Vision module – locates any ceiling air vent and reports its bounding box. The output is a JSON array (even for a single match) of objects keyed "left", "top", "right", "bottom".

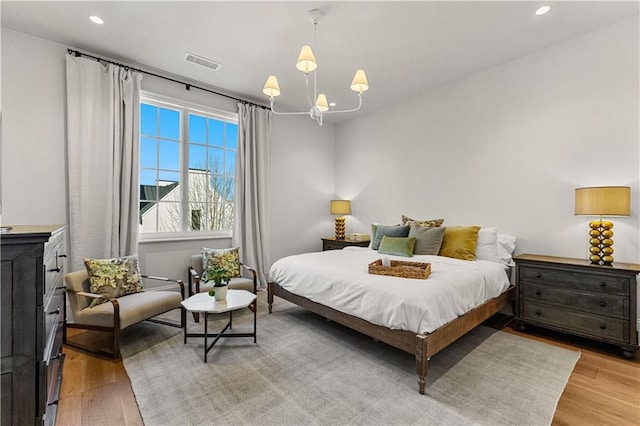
[{"left": 184, "top": 52, "right": 222, "bottom": 71}]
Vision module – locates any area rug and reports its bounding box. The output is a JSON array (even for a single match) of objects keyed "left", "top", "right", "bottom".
[{"left": 120, "top": 295, "right": 580, "bottom": 425}]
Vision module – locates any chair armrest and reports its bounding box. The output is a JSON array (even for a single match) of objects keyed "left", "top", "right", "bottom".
[
  {"left": 188, "top": 267, "right": 201, "bottom": 296},
  {"left": 142, "top": 275, "right": 185, "bottom": 300},
  {"left": 70, "top": 290, "right": 108, "bottom": 300},
  {"left": 240, "top": 263, "right": 258, "bottom": 294}
]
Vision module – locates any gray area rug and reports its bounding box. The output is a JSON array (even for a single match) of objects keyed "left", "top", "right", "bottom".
[{"left": 120, "top": 294, "right": 580, "bottom": 425}]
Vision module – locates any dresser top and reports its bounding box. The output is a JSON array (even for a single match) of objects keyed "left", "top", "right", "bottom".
[
  {"left": 514, "top": 253, "right": 640, "bottom": 273},
  {"left": 0, "top": 225, "right": 66, "bottom": 242}
]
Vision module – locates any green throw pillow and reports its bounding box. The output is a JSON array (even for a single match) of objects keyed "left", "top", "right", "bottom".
[
  {"left": 84, "top": 255, "right": 143, "bottom": 308},
  {"left": 201, "top": 247, "right": 241, "bottom": 282},
  {"left": 438, "top": 226, "right": 481, "bottom": 260},
  {"left": 378, "top": 236, "right": 416, "bottom": 257}
]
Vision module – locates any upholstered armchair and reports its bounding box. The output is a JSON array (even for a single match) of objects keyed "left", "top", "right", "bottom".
[
  {"left": 63, "top": 270, "right": 186, "bottom": 358},
  {"left": 188, "top": 254, "right": 257, "bottom": 322}
]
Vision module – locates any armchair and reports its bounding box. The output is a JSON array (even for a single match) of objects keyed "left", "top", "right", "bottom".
[
  {"left": 63, "top": 270, "right": 186, "bottom": 358},
  {"left": 188, "top": 254, "right": 257, "bottom": 322}
]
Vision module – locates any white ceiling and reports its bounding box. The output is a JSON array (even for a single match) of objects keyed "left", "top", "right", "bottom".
[{"left": 2, "top": 1, "right": 638, "bottom": 122}]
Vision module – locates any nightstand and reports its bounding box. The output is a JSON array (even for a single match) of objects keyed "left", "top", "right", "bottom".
[
  {"left": 321, "top": 237, "right": 370, "bottom": 251},
  {"left": 514, "top": 254, "right": 640, "bottom": 359}
]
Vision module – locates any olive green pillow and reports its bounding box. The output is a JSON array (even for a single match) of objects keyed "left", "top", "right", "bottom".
[
  {"left": 409, "top": 225, "right": 446, "bottom": 255},
  {"left": 438, "top": 226, "right": 481, "bottom": 261},
  {"left": 378, "top": 236, "right": 416, "bottom": 257}
]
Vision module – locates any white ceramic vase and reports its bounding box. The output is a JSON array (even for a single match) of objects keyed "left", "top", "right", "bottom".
[{"left": 213, "top": 285, "right": 227, "bottom": 301}]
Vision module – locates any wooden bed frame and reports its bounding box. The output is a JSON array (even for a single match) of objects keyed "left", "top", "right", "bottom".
[{"left": 268, "top": 282, "right": 515, "bottom": 394}]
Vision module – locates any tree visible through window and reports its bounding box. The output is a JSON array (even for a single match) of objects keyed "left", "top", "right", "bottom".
[{"left": 139, "top": 97, "right": 237, "bottom": 234}]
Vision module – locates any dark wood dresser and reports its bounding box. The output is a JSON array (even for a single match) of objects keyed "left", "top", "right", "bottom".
[
  {"left": 1, "top": 225, "right": 67, "bottom": 425},
  {"left": 514, "top": 253, "right": 640, "bottom": 358},
  {"left": 321, "top": 237, "right": 370, "bottom": 251}
]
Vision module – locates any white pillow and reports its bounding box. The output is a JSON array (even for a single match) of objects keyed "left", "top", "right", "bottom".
[
  {"left": 497, "top": 234, "right": 517, "bottom": 266},
  {"left": 475, "top": 227, "right": 500, "bottom": 263}
]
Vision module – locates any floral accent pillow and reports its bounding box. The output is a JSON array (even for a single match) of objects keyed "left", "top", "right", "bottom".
[
  {"left": 201, "top": 247, "right": 241, "bottom": 282},
  {"left": 401, "top": 215, "right": 444, "bottom": 228},
  {"left": 84, "top": 255, "right": 143, "bottom": 308}
]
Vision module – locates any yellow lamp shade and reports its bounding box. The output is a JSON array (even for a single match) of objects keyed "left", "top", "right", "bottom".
[
  {"left": 575, "top": 186, "right": 630, "bottom": 216},
  {"left": 330, "top": 200, "right": 351, "bottom": 215},
  {"left": 296, "top": 45, "right": 317, "bottom": 73},
  {"left": 315, "top": 94, "right": 329, "bottom": 112},
  {"left": 263, "top": 75, "right": 281, "bottom": 98},
  {"left": 350, "top": 69, "right": 369, "bottom": 93}
]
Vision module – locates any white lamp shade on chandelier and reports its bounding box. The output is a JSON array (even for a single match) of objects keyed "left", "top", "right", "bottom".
[{"left": 262, "top": 9, "right": 369, "bottom": 126}]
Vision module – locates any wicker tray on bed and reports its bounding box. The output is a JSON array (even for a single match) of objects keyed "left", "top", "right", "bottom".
[{"left": 368, "top": 259, "right": 431, "bottom": 279}]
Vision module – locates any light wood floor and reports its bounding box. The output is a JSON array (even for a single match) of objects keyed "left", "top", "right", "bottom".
[{"left": 56, "top": 317, "right": 639, "bottom": 426}]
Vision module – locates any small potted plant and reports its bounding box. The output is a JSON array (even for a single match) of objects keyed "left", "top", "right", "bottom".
[{"left": 206, "top": 264, "right": 231, "bottom": 301}]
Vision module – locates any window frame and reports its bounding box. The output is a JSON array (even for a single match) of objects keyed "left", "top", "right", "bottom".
[{"left": 139, "top": 91, "right": 238, "bottom": 242}]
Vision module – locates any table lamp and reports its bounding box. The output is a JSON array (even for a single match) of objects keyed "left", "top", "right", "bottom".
[
  {"left": 330, "top": 200, "right": 351, "bottom": 240},
  {"left": 575, "top": 186, "right": 630, "bottom": 265}
]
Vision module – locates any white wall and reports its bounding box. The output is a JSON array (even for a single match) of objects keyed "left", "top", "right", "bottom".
[
  {"left": 1, "top": 28, "right": 335, "bottom": 284},
  {"left": 336, "top": 17, "right": 640, "bottom": 265}
]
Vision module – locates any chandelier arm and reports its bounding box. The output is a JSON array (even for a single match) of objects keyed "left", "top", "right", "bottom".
[
  {"left": 304, "top": 75, "right": 314, "bottom": 108},
  {"left": 269, "top": 99, "right": 315, "bottom": 115},
  {"left": 324, "top": 94, "right": 363, "bottom": 114}
]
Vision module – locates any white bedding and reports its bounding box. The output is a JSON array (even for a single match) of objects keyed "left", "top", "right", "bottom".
[{"left": 269, "top": 247, "right": 511, "bottom": 335}]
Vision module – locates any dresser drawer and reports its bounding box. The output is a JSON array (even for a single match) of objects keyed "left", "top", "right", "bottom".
[
  {"left": 520, "top": 282, "right": 628, "bottom": 319},
  {"left": 43, "top": 252, "right": 64, "bottom": 305},
  {"left": 520, "top": 266, "right": 629, "bottom": 295},
  {"left": 39, "top": 287, "right": 64, "bottom": 361},
  {"left": 521, "top": 301, "right": 628, "bottom": 343}
]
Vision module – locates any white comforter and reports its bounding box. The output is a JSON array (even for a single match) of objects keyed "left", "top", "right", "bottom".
[{"left": 269, "top": 247, "right": 511, "bottom": 335}]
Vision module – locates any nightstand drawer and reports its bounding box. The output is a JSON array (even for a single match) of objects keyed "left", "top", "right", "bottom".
[
  {"left": 520, "top": 283, "right": 628, "bottom": 319},
  {"left": 521, "top": 266, "right": 628, "bottom": 295},
  {"left": 521, "top": 301, "right": 627, "bottom": 342}
]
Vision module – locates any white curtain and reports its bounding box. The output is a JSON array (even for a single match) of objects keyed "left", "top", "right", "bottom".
[
  {"left": 233, "top": 103, "right": 271, "bottom": 289},
  {"left": 66, "top": 55, "right": 142, "bottom": 271}
]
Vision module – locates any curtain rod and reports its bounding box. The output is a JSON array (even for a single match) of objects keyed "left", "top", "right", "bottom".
[{"left": 67, "top": 48, "right": 267, "bottom": 109}]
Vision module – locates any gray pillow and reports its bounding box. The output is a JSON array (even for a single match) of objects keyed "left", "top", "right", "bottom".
[
  {"left": 372, "top": 224, "right": 410, "bottom": 250},
  {"left": 409, "top": 225, "right": 445, "bottom": 255}
]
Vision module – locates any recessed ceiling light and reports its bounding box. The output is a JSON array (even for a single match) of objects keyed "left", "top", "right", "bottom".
[
  {"left": 329, "top": 102, "right": 336, "bottom": 107},
  {"left": 89, "top": 15, "right": 104, "bottom": 25},
  {"left": 535, "top": 5, "right": 551, "bottom": 16}
]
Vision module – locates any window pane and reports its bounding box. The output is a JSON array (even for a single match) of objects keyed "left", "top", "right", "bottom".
[
  {"left": 188, "top": 144, "right": 207, "bottom": 171},
  {"left": 188, "top": 170, "right": 210, "bottom": 203},
  {"left": 157, "top": 172, "right": 181, "bottom": 202},
  {"left": 140, "top": 169, "right": 157, "bottom": 189},
  {"left": 188, "top": 203, "right": 206, "bottom": 231},
  {"left": 140, "top": 104, "right": 157, "bottom": 136},
  {"left": 208, "top": 119, "right": 224, "bottom": 147},
  {"left": 159, "top": 108, "right": 180, "bottom": 140},
  {"left": 225, "top": 178, "right": 235, "bottom": 201},
  {"left": 140, "top": 137, "right": 157, "bottom": 169},
  {"left": 159, "top": 140, "right": 180, "bottom": 171},
  {"left": 157, "top": 202, "right": 181, "bottom": 232},
  {"left": 226, "top": 123, "right": 238, "bottom": 149},
  {"left": 207, "top": 147, "right": 223, "bottom": 174},
  {"left": 226, "top": 155, "right": 235, "bottom": 176},
  {"left": 189, "top": 114, "right": 206, "bottom": 143}
]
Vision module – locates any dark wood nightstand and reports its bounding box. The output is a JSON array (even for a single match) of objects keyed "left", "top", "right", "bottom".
[
  {"left": 514, "top": 253, "right": 640, "bottom": 358},
  {"left": 321, "top": 237, "right": 370, "bottom": 251}
]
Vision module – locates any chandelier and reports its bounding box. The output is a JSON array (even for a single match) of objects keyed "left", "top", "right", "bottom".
[{"left": 262, "top": 9, "right": 369, "bottom": 126}]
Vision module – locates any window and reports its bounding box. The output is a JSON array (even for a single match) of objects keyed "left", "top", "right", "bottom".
[{"left": 139, "top": 95, "right": 237, "bottom": 235}]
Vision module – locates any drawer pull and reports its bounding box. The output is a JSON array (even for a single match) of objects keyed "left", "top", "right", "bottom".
[
  {"left": 599, "top": 301, "right": 606, "bottom": 307},
  {"left": 600, "top": 323, "right": 607, "bottom": 330},
  {"left": 535, "top": 290, "right": 541, "bottom": 296},
  {"left": 600, "top": 282, "right": 607, "bottom": 287},
  {"left": 48, "top": 267, "right": 61, "bottom": 273},
  {"left": 48, "top": 308, "right": 61, "bottom": 315},
  {"left": 58, "top": 254, "right": 67, "bottom": 258},
  {"left": 47, "top": 400, "right": 59, "bottom": 407},
  {"left": 535, "top": 310, "right": 542, "bottom": 315},
  {"left": 535, "top": 273, "right": 542, "bottom": 278},
  {"left": 51, "top": 351, "right": 63, "bottom": 360}
]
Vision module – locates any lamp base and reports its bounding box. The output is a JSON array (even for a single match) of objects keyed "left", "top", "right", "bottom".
[
  {"left": 334, "top": 216, "right": 346, "bottom": 240},
  {"left": 587, "top": 220, "right": 614, "bottom": 265}
]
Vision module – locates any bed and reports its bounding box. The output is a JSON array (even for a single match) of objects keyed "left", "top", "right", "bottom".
[{"left": 268, "top": 244, "right": 515, "bottom": 394}]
